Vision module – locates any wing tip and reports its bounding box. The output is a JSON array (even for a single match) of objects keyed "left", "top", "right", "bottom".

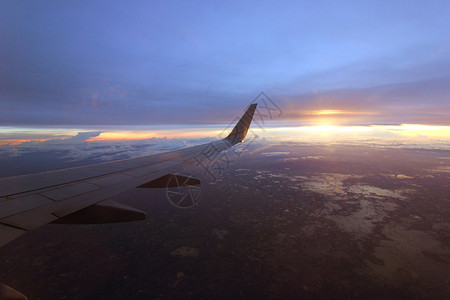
[{"left": 225, "top": 103, "right": 258, "bottom": 145}]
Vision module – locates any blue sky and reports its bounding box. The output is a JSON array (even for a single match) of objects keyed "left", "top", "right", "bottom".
[{"left": 1, "top": 1, "right": 449, "bottom": 127}]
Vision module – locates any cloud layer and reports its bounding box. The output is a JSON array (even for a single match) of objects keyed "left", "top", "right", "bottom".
[{"left": 1, "top": 1, "right": 449, "bottom": 126}]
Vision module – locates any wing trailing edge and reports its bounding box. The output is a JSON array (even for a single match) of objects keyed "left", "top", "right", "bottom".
[{"left": 52, "top": 200, "right": 146, "bottom": 224}]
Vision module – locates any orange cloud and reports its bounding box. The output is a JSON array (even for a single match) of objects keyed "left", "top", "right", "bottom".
[
  {"left": 86, "top": 129, "right": 221, "bottom": 142},
  {"left": 0, "top": 138, "right": 50, "bottom": 145}
]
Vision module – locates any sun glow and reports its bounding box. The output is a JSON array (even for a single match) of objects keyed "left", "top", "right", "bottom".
[
  {"left": 306, "top": 110, "right": 381, "bottom": 127},
  {"left": 260, "top": 124, "right": 450, "bottom": 144},
  {"left": 315, "top": 110, "right": 345, "bottom": 115},
  {"left": 313, "top": 110, "right": 378, "bottom": 116},
  {"left": 298, "top": 125, "right": 372, "bottom": 132},
  {"left": 372, "top": 124, "right": 450, "bottom": 138}
]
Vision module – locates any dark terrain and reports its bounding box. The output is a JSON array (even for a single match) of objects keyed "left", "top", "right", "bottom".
[{"left": 0, "top": 143, "right": 449, "bottom": 299}]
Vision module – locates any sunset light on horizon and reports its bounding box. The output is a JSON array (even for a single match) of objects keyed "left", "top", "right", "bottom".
[{"left": 1, "top": 122, "right": 449, "bottom": 147}]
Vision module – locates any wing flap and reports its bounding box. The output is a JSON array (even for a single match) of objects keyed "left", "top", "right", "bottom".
[
  {"left": 50, "top": 167, "right": 182, "bottom": 218},
  {"left": 137, "top": 174, "right": 201, "bottom": 188},
  {"left": 0, "top": 224, "right": 27, "bottom": 247},
  {"left": 0, "top": 165, "right": 121, "bottom": 197},
  {"left": 122, "top": 160, "right": 183, "bottom": 177},
  {"left": 53, "top": 200, "right": 146, "bottom": 224},
  {"left": 1, "top": 208, "right": 58, "bottom": 230},
  {"left": 39, "top": 182, "right": 99, "bottom": 201},
  {"left": 0, "top": 195, "right": 54, "bottom": 219},
  {"left": 87, "top": 173, "right": 133, "bottom": 187}
]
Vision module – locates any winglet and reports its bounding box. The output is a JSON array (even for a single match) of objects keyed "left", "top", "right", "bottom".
[{"left": 225, "top": 103, "right": 257, "bottom": 145}]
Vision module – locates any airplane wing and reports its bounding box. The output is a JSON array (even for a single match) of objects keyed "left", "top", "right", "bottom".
[{"left": 0, "top": 103, "right": 257, "bottom": 249}]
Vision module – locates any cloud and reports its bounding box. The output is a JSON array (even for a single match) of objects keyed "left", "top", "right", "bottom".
[
  {"left": 0, "top": 131, "right": 215, "bottom": 162},
  {"left": 61, "top": 132, "right": 101, "bottom": 142}
]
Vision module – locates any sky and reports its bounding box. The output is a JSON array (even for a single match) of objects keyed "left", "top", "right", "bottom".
[{"left": 0, "top": 1, "right": 449, "bottom": 145}]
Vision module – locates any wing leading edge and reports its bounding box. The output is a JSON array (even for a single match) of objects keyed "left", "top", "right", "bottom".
[{"left": 0, "top": 103, "right": 257, "bottom": 248}]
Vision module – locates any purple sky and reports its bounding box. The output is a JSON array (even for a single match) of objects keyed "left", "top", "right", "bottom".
[{"left": 1, "top": 1, "right": 449, "bottom": 126}]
